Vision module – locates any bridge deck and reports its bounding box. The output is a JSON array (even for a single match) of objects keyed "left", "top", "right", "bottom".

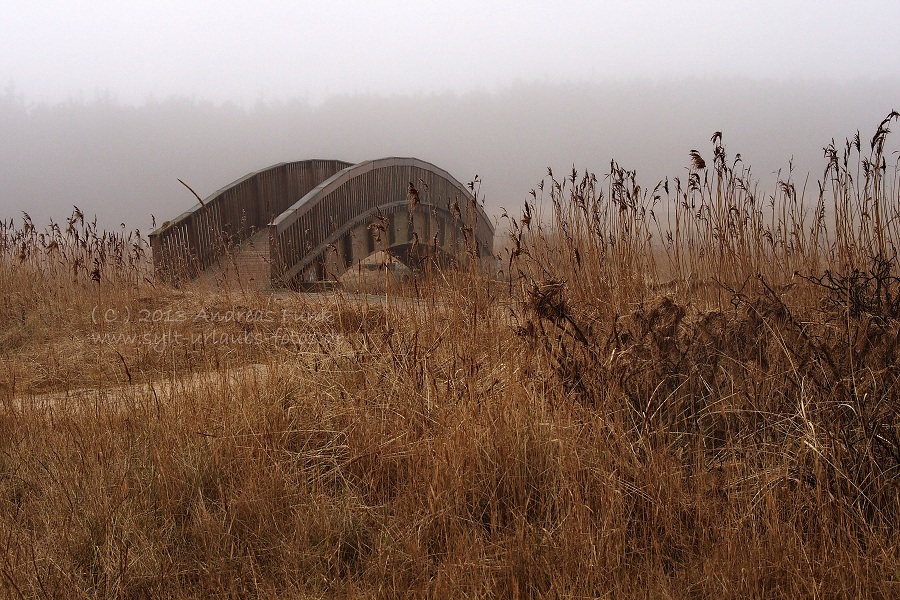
[{"left": 198, "top": 229, "right": 270, "bottom": 291}]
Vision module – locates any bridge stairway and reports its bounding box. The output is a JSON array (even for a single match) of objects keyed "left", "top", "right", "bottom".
[{"left": 199, "top": 229, "right": 272, "bottom": 291}]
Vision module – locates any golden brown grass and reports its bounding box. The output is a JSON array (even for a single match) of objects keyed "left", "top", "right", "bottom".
[{"left": 1, "top": 113, "right": 899, "bottom": 598}]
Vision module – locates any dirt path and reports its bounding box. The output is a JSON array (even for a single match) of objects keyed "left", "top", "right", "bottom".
[{"left": 8, "top": 363, "right": 271, "bottom": 411}]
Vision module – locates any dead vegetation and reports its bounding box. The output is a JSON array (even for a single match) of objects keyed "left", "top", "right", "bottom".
[{"left": 1, "top": 113, "right": 899, "bottom": 598}]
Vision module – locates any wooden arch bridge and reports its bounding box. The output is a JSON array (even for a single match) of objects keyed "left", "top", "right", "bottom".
[{"left": 148, "top": 158, "right": 495, "bottom": 288}]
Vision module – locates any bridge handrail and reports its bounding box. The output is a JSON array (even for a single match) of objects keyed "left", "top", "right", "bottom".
[{"left": 272, "top": 157, "right": 491, "bottom": 233}]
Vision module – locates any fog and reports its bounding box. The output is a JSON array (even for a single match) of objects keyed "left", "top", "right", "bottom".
[
  {"left": 3, "top": 1, "right": 900, "bottom": 233},
  {"left": 2, "top": 78, "right": 898, "bottom": 234}
]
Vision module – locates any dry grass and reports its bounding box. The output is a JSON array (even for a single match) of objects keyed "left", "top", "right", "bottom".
[{"left": 2, "top": 113, "right": 900, "bottom": 598}]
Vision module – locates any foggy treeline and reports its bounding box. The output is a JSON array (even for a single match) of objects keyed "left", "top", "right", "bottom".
[{"left": 1, "top": 78, "right": 898, "bottom": 233}]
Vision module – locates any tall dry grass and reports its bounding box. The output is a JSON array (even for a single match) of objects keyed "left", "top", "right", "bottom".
[{"left": 1, "top": 114, "right": 899, "bottom": 598}]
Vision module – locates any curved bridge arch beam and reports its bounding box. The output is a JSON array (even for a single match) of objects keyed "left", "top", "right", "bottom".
[{"left": 270, "top": 157, "right": 494, "bottom": 286}]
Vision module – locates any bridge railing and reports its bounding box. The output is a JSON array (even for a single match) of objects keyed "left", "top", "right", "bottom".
[
  {"left": 148, "top": 159, "right": 352, "bottom": 280},
  {"left": 270, "top": 157, "right": 495, "bottom": 284}
]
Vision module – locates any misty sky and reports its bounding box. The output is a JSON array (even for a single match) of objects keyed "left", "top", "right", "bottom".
[
  {"left": 3, "top": 1, "right": 899, "bottom": 105},
  {"left": 2, "top": 1, "right": 900, "bottom": 232}
]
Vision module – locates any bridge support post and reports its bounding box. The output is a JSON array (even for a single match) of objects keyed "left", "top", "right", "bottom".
[
  {"left": 324, "top": 245, "right": 344, "bottom": 281},
  {"left": 349, "top": 224, "right": 372, "bottom": 269}
]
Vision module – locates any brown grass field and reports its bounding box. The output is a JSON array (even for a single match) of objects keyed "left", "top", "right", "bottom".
[{"left": 1, "top": 113, "right": 899, "bottom": 598}]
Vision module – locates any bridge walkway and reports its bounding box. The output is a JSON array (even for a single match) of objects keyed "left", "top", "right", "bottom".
[{"left": 197, "top": 229, "right": 270, "bottom": 291}]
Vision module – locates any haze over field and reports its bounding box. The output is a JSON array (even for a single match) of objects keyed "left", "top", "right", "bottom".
[{"left": 2, "top": 1, "right": 899, "bottom": 231}]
